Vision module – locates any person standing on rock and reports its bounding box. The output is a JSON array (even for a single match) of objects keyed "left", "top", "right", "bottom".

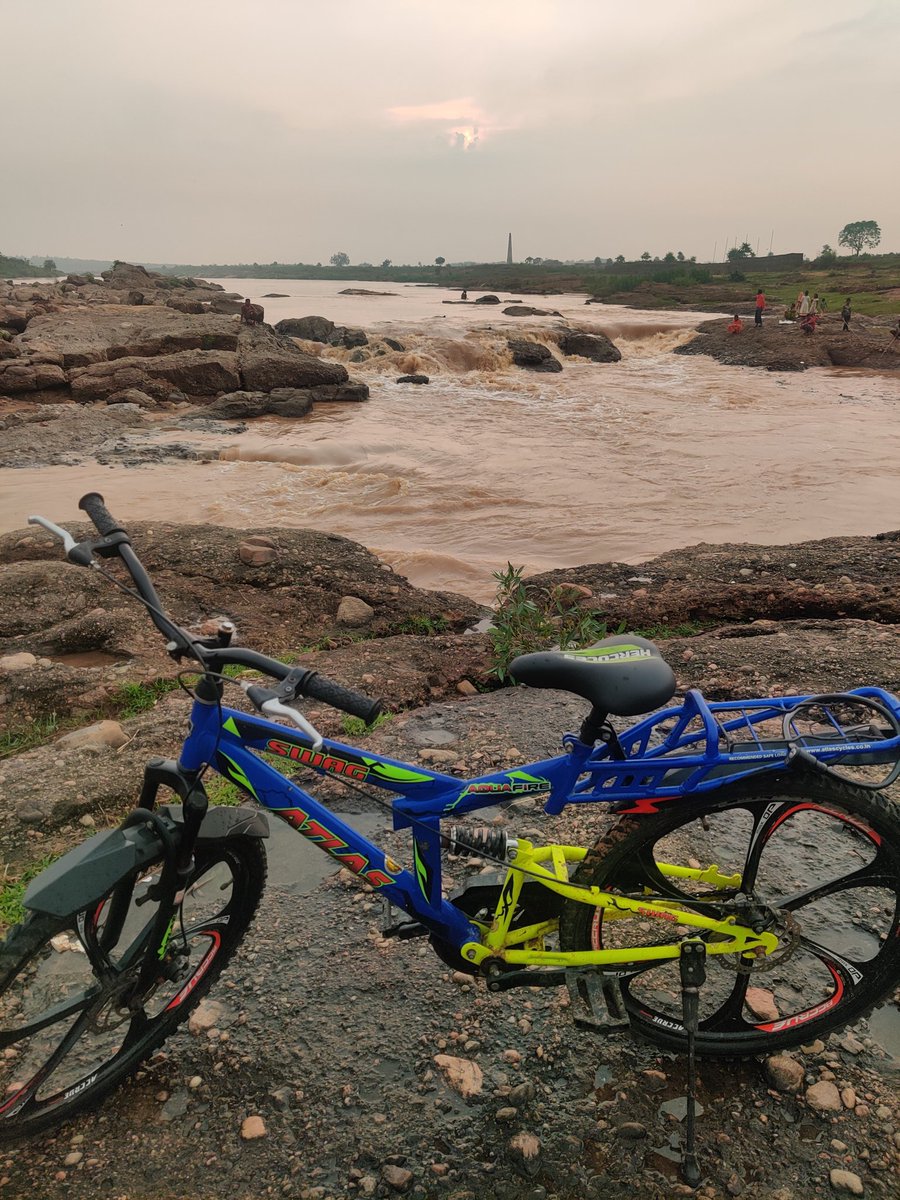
[
  {"left": 754, "top": 288, "right": 766, "bottom": 327},
  {"left": 841, "top": 297, "right": 852, "bottom": 331},
  {"left": 809, "top": 293, "right": 820, "bottom": 317},
  {"left": 798, "top": 291, "right": 810, "bottom": 319}
]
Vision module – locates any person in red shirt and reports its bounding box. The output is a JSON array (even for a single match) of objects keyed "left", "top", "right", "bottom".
[
  {"left": 754, "top": 289, "right": 766, "bottom": 327},
  {"left": 727, "top": 314, "right": 743, "bottom": 334}
]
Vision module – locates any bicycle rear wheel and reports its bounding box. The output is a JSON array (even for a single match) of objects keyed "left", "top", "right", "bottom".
[
  {"left": 559, "top": 774, "right": 900, "bottom": 1055},
  {"left": 0, "top": 834, "right": 266, "bottom": 1141}
]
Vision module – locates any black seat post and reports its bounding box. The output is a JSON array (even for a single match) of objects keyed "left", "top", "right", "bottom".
[{"left": 579, "top": 707, "right": 608, "bottom": 746}]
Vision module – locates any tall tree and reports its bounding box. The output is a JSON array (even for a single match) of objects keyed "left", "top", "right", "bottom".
[
  {"left": 329, "top": 251, "right": 350, "bottom": 267},
  {"left": 434, "top": 256, "right": 445, "bottom": 270},
  {"left": 838, "top": 220, "right": 881, "bottom": 256}
]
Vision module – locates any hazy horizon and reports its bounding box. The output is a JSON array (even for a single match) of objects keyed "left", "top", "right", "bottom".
[{"left": 4, "top": 0, "right": 898, "bottom": 266}]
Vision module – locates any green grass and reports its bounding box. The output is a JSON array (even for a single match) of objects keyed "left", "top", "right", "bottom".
[
  {"left": 0, "top": 714, "right": 60, "bottom": 761},
  {"left": 0, "top": 855, "right": 60, "bottom": 928},
  {"left": 392, "top": 614, "right": 450, "bottom": 636},
  {"left": 339, "top": 711, "right": 394, "bottom": 738},
  {"left": 632, "top": 621, "right": 708, "bottom": 639},
  {"left": 113, "top": 678, "right": 181, "bottom": 718}
]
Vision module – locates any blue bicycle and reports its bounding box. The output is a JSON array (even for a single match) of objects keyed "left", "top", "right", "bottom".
[{"left": 2, "top": 493, "right": 899, "bottom": 1162}]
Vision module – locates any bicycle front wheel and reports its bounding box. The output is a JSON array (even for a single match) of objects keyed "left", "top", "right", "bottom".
[
  {"left": 0, "top": 834, "right": 266, "bottom": 1142},
  {"left": 559, "top": 774, "right": 900, "bottom": 1056}
]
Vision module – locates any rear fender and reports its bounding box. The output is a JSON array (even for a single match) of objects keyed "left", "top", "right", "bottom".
[{"left": 23, "top": 804, "right": 268, "bottom": 920}]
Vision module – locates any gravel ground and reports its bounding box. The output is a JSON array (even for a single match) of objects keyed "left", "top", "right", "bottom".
[{"left": 2, "top": 690, "right": 899, "bottom": 1200}]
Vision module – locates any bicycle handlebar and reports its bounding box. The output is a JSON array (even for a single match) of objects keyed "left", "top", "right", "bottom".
[
  {"left": 79, "top": 492, "right": 127, "bottom": 538},
  {"left": 42, "top": 493, "right": 384, "bottom": 724}
]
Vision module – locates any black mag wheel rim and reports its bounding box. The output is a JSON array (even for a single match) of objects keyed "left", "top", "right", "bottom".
[
  {"left": 588, "top": 787, "right": 900, "bottom": 1046},
  {"left": 0, "top": 847, "right": 244, "bottom": 1127}
]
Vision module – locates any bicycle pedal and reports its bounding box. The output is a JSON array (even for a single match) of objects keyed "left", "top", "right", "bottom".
[
  {"left": 380, "top": 899, "right": 428, "bottom": 940},
  {"left": 566, "top": 968, "right": 631, "bottom": 1033}
]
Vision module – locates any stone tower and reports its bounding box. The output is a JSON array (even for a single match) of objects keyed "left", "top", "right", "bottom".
[{"left": 507, "top": 233, "right": 513, "bottom": 264}]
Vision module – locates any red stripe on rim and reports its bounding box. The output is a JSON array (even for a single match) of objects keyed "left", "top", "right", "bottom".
[
  {"left": 762, "top": 804, "right": 881, "bottom": 846},
  {"left": 753, "top": 963, "right": 845, "bottom": 1032},
  {"left": 164, "top": 931, "right": 222, "bottom": 1011}
]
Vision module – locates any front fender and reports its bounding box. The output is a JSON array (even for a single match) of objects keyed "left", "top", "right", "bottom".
[{"left": 23, "top": 804, "right": 268, "bottom": 919}]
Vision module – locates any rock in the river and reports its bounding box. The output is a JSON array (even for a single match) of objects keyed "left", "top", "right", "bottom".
[
  {"left": 508, "top": 338, "right": 562, "bottom": 372},
  {"left": 558, "top": 330, "right": 622, "bottom": 362},
  {"left": 274, "top": 315, "right": 335, "bottom": 342}
]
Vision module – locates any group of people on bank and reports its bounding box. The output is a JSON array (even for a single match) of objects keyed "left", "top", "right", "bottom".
[{"left": 727, "top": 288, "right": 854, "bottom": 336}]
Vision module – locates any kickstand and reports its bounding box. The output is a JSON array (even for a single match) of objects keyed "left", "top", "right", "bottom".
[{"left": 679, "top": 939, "right": 706, "bottom": 1187}]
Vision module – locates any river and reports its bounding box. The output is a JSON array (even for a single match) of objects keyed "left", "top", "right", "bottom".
[{"left": 3, "top": 278, "right": 899, "bottom": 602}]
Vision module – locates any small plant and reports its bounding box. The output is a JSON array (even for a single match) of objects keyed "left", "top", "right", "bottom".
[
  {"left": 340, "top": 712, "right": 393, "bottom": 738},
  {"left": 0, "top": 713, "right": 60, "bottom": 760},
  {"left": 114, "top": 678, "right": 180, "bottom": 718},
  {"left": 393, "top": 614, "right": 449, "bottom": 636},
  {"left": 488, "top": 564, "right": 614, "bottom": 681},
  {"left": 0, "top": 854, "right": 59, "bottom": 928}
]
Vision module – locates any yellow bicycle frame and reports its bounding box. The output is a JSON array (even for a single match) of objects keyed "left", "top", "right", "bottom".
[{"left": 459, "top": 840, "right": 778, "bottom": 969}]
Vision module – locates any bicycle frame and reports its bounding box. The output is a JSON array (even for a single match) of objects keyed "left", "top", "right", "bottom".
[{"left": 172, "top": 680, "right": 900, "bottom": 974}]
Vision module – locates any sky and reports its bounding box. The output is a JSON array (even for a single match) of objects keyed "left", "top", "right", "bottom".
[{"left": 3, "top": 0, "right": 898, "bottom": 266}]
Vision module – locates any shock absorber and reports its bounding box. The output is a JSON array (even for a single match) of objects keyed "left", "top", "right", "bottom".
[{"left": 442, "top": 826, "right": 513, "bottom": 860}]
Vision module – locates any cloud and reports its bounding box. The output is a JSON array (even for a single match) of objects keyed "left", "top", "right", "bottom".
[{"left": 386, "top": 96, "right": 508, "bottom": 149}]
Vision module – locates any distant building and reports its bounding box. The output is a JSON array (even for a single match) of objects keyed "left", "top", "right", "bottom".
[{"left": 507, "top": 233, "right": 513, "bottom": 265}]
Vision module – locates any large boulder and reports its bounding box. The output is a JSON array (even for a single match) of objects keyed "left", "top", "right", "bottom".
[
  {"left": 237, "top": 331, "right": 348, "bottom": 391},
  {"left": 503, "top": 305, "right": 561, "bottom": 317},
  {"left": 69, "top": 349, "right": 242, "bottom": 401},
  {"left": 328, "top": 326, "right": 368, "bottom": 349},
  {"left": 274, "top": 315, "right": 335, "bottom": 342},
  {"left": 100, "top": 261, "right": 155, "bottom": 289},
  {"left": 19, "top": 305, "right": 240, "bottom": 368},
  {"left": 205, "top": 389, "right": 314, "bottom": 419},
  {"left": 0, "top": 359, "right": 68, "bottom": 393},
  {"left": 558, "top": 331, "right": 621, "bottom": 362},
  {"left": 0, "top": 304, "right": 29, "bottom": 333},
  {"left": 507, "top": 338, "right": 562, "bottom": 372}
]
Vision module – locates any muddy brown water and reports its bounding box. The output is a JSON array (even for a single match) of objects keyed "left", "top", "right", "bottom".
[{"left": 2, "top": 280, "right": 899, "bottom": 602}]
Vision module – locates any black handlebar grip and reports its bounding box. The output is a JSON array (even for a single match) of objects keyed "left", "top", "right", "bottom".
[
  {"left": 78, "top": 492, "right": 126, "bottom": 537},
  {"left": 302, "top": 673, "right": 383, "bottom": 724}
]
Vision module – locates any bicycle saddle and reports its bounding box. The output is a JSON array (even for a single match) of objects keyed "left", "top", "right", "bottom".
[{"left": 509, "top": 634, "right": 676, "bottom": 717}]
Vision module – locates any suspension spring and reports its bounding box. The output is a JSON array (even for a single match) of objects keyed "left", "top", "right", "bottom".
[{"left": 442, "top": 826, "right": 510, "bottom": 859}]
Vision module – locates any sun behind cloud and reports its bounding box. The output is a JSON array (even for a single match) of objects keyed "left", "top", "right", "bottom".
[{"left": 386, "top": 96, "right": 500, "bottom": 148}]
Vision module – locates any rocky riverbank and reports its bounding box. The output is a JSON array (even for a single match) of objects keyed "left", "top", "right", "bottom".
[{"left": 675, "top": 313, "right": 900, "bottom": 372}]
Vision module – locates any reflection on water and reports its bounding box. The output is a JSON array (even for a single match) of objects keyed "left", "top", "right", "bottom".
[{"left": 1, "top": 280, "right": 899, "bottom": 602}]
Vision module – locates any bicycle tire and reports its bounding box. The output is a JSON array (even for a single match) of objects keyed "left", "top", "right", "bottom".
[
  {"left": 558, "top": 773, "right": 900, "bottom": 1056},
  {"left": 0, "top": 834, "right": 266, "bottom": 1141}
]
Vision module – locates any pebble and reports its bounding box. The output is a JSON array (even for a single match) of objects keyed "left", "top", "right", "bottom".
[
  {"left": 766, "top": 1055, "right": 805, "bottom": 1094},
  {"left": 63, "top": 1151, "right": 83, "bottom": 1166},
  {"left": 806, "top": 1081, "right": 842, "bottom": 1113},
  {"left": 615, "top": 1122, "right": 648, "bottom": 1139},
  {"left": 381, "top": 1164, "right": 413, "bottom": 1192},
  {"left": 509, "top": 1132, "right": 541, "bottom": 1164},
  {"left": 828, "top": 1169, "right": 864, "bottom": 1196},
  {"left": 433, "top": 1054, "right": 483, "bottom": 1098},
  {"left": 840, "top": 1087, "right": 856, "bottom": 1109},
  {"left": 241, "top": 1115, "right": 267, "bottom": 1140}
]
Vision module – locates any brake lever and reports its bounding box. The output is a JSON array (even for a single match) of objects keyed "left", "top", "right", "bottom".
[
  {"left": 239, "top": 683, "right": 324, "bottom": 751},
  {"left": 28, "top": 515, "right": 78, "bottom": 556}
]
